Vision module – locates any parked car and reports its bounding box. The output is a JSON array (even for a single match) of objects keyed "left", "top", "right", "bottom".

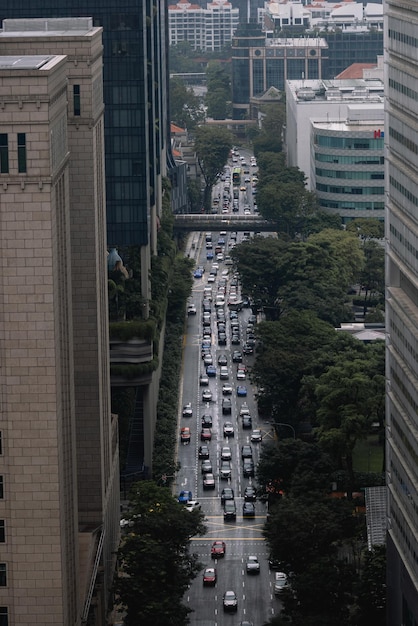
[
  {"left": 223, "top": 590, "right": 238, "bottom": 612},
  {"left": 203, "top": 567, "right": 217, "bottom": 586}
]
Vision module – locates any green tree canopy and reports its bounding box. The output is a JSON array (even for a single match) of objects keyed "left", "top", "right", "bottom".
[
  {"left": 308, "top": 229, "right": 365, "bottom": 288},
  {"left": 169, "top": 77, "right": 204, "bottom": 131},
  {"left": 114, "top": 481, "right": 206, "bottom": 626},
  {"left": 345, "top": 218, "right": 384, "bottom": 239},
  {"left": 195, "top": 125, "right": 232, "bottom": 210}
]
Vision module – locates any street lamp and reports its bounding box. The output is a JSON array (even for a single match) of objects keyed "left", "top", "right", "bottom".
[{"left": 275, "top": 422, "right": 296, "bottom": 439}]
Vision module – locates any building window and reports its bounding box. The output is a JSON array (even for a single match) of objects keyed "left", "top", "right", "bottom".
[
  {"left": 0, "top": 607, "right": 7, "bottom": 626},
  {"left": 0, "top": 522, "right": 5, "bottom": 544},
  {"left": 17, "top": 133, "right": 26, "bottom": 173},
  {"left": 0, "top": 433, "right": 3, "bottom": 456},
  {"left": 0, "top": 135, "right": 9, "bottom": 173},
  {"left": 0, "top": 478, "right": 3, "bottom": 500},
  {"left": 73, "top": 85, "right": 81, "bottom": 116},
  {"left": 0, "top": 565, "right": 7, "bottom": 587}
]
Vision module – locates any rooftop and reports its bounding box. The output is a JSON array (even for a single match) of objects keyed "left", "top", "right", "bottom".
[{"left": 0, "top": 17, "right": 98, "bottom": 37}]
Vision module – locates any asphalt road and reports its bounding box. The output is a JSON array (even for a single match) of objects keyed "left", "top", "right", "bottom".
[{"left": 175, "top": 155, "right": 283, "bottom": 625}]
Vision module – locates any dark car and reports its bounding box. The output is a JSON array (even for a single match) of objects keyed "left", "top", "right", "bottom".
[
  {"left": 201, "top": 428, "right": 212, "bottom": 441},
  {"left": 206, "top": 365, "right": 216, "bottom": 377},
  {"left": 221, "top": 487, "right": 235, "bottom": 504},
  {"left": 218, "top": 333, "right": 227, "bottom": 346},
  {"left": 243, "top": 459, "right": 255, "bottom": 477},
  {"left": 222, "top": 398, "right": 232, "bottom": 415},
  {"left": 244, "top": 486, "right": 257, "bottom": 501},
  {"left": 223, "top": 590, "right": 238, "bottom": 612},
  {"left": 201, "top": 414, "right": 213, "bottom": 428},
  {"left": 232, "top": 350, "right": 243, "bottom": 363},
  {"left": 218, "top": 354, "right": 228, "bottom": 366},
  {"left": 246, "top": 555, "right": 260, "bottom": 574},
  {"left": 178, "top": 490, "right": 192, "bottom": 503},
  {"left": 242, "top": 415, "right": 253, "bottom": 429},
  {"left": 231, "top": 334, "right": 241, "bottom": 345},
  {"left": 243, "top": 502, "right": 256, "bottom": 517},
  {"left": 198, "top": 445, "right": 210, "bottom": 459},
  {"left": 242, "top": 343, "right": 254, "bottom": 355},
  {"left": 220, "top": 460, "right": 232, "bottom": 479},
  {"left": 201, "top": 459, "right": 213, "bottom": 474},
  {"left": 223, "top": 500, "right": 237, "bottom": 520},
  {"left": 241, "top": 445, "right": 253, "bottom": 459}
]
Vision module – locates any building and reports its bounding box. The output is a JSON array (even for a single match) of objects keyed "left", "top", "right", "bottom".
[
  {"left": 285, "top": 77, "right": 385, "bottom": 222},
  {"left": 0, "top": 18, "right": 120, "bottom": 626},
  {"left": 385, "top": 0, "right": 418, "bottom": 623},
  {"left": 168, "top": 0, "right": 239, "bottom": 51}
]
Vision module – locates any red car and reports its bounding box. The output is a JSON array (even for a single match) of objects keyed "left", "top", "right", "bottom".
[
  {"left": 201, "top": 428, "right": 212, "bottom": 441},
  {"left": 203, "top": 567, "right": 217, "bottom": 586},
  {"left": 211, "top": 540, "right": 226, "bottom": 558},
  {"left": 181, "top": 427, "right": 191, "bottom": 444}
]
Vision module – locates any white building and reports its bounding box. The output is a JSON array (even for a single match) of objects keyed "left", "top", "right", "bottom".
[
  {"left": 385, "top": 0, "right": 418, "bottom": 623},
  {"left": 168, "top": 0, "right": 239, "bottom": 51},
  {"left": 286, "top": 78, "right": 385, "bottom": 222}
]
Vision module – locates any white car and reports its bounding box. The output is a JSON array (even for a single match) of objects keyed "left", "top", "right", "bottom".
[
  {"left": 207, "top": 274, "right": 215, "bottom": 283},
  {"left": 274, "top": 572, "right": 289, "bottom": 595},
  {"left": 223, "top": 422, "right": 234, "bottom": 437},
  {"left": 246, "top": 555, "right": 260, "bottom": 574},
  {"left": 222, "top": 383, "right": 233, "bottom": 395},
  {"left": 237, "top": 369, "right": 246, "bottom": 381},
  {"left": 187, "top": 304, "right": 197, "bottom": 315},
  {"left": 221, "top": 446, "right": 232, "bottom": 460},
  {"left": 185, "top": 500, "right": 201, "bottom": 512},
  {"left": 251, "top": 429, "right": 263, "bottom": 442}
]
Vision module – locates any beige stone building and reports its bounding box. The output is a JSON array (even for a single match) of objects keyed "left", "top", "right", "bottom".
[{"left": 0, "top": 19, "right": 119, "bottom": 625}]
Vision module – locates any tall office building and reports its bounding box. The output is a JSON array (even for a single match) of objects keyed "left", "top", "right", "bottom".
[
  {"left": 385, "top": 1, "right": 418, "bottom": 623},
  {"left": 0, "top": 18, "right": 119, "bottom": 626}
]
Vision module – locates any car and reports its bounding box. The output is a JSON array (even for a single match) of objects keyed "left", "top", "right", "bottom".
[
  {"left": 240, "top": 185, "right": 246, "bottom": 191},
  {"left": 222, "top": 383, "right": 233, "bottom": 395},
  {"left": 203, "top": 567, "right": 217, "bottom": 586},
  {"left": 182, "top": 403, "right": 193, "bottom": 417},
  {"left": 202, "top": 389, "right": 213, "bottom": 402},
  {"left": 244, "top": 485, "right": 257, "bottom": 501},
  {"left": 180, "top": 427, "right": 191, "bottom": 444},
  {"left": 203, "top": 473, "right": 216, "bottom": 489},
  {"left": 223, "top": 500, "right": 237, "bottom": 520},
  {"left": 223, "top": 422, "right": 234, "bottom": 437},
  {"left": 237, "top": 369, "right": 246, "bottom": 380},
  {"left": 178, "top": 490, "right": 192, "bottom": 503},
  {"left": 201, "top": 428, "right": 212, "bottom": 441},
  {"left": 231, "top": 334, "right": 241, "bottom": 345},
  {"left": 219, "top": 366, "right": 229, "bottom": 380},
  {"left": 251, "top": 429, "right": 262, "bottom": 442},
  {"left": 222, "top": 398, "right": 232, "bottom": 415},
  {"left": 239, "top": 402, "right": 250, "bottom": 416},
  {"left": 218, "top": 353, "right": 228, "bottom": 365},
  {"left": 274, "top": 572, "right": 289, "bottom": 595},
  {"left": 237, "top": 385, "right": 247, "bottom": 397},
  {"left": 207, "top": 274, "right": 215, "bottom": 283},
  {"left": 206, "top": 365, "right": 216, "bottom": 377},
  {"left": 211, "top": 540, "right": 226, "bottom": 557},
  {"left": 201, "top": 414, "right": 213, "bottom": 428},
  {"left": 198, "top": 445, "right": 210, "bottom": 459},
  {"left": 217, "top": 237, "right": 225, "bottom": 246},
  {"left": 194, "top": 269, "right": 203, "bottom": 279},
  {"left": 244, "top": 177, "right": 251, "bottom": 183},
  {"left": 201, "top": 459, "right": 213, "bottom": 474},
  {"left": 203, "top": 353, "right": 213, "bottom": 366},
  {"left": 223, "top": 590, "right": 238, "bottom": 612},
  {"left": 221, "top": 487, "right": 234, "bottom": 503},
  {"left": 242, "top": 415, "right": 253, "bottom": 429},
  {"left": 185, "top": 500, "right": 201, "bottom": 512},
  {"left": 243, "top": 502, "right": 256, "bottom": 517},
  {"left": 246, "top": 555, "right": 260, "bottom": 574},
  {"left": 242, "top": 343, "right": 254, "bottom": 355},
  {"left": 220, "top": 460, "right": 232, "bottom": 479},
  {"left": 218, "top": 333, "right": 227, "bottom": 346},
  {"left": 206, "top": 251, "right": 214, "bottom": 260},
  {"left": 187, "top": 303, "right": 197, "bottom": 315},
  {"left": 232, "top": 350, "right": 243, "bottom": 363},
  {"left": 199, "top": 374, "right": 209, "bottom": 386},
  {"left": 241, "top": 445, "right": 253, "bottom": 459},
  {"left": 246, "top": 337, "right": 256, "bottom": 347},
  {"left": 243, "top": 459, "right": 255, "bottom": 477},
  {"left": 221, "top": 446, "right": 232, "bottom": 461},
  {"left": 268, "top": 555, "right": 283, "bottom": 571}
]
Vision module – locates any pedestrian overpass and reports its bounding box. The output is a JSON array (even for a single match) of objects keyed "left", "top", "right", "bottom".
[{"left": 173, "top": 213, "right": 277, "bottom": 232}]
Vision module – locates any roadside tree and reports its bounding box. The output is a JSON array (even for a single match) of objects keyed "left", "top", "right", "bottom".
[{"left": 195, "top": 125, "right": 232, "bottom": 211}]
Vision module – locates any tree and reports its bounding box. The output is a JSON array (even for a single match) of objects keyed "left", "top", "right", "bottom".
[
  {"left": 114, "top": 481, "right": 206, "bottom": 626},
  {"left": 353, "top": 545, "right": 386, "bottom": 625},
  {"left": 205, "top": 61, "right": 231, "bottom": 120},
  {"left": 194, "top": 125, "right": 232, "bottom": 210},
  {"left": 169, "top": 77, "right": 204, "bottom": 131},
  {"left": 308, "top": 229, "right": 365, "bottom": 289},
  {"left": 358, "top": 240, "right": 385, "bottom": 313},
  {"left": 345, "top": 218, "right": 384, "bottom": 239}
]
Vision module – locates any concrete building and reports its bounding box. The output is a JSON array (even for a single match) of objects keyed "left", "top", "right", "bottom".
[
  {"left": 168, "top": 0, "right": 240, "bottom": 51},
  {"left": 0, "top": 18, "right": 119, "bottom": 626},
  {"left": 385, "top": 0, "right": 418, "bottom": 623},
  {"left": 285, "top": 78, "right": 385, "bottom": 222}
]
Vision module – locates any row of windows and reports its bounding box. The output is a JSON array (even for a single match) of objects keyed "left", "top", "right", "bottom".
[
  {"left": 390, "top": 222, "right": 418, "bottom": 261},
  {"left": 389, "top": 125, "right": 418, "bottom": 157},
  {"left": 321, "top": 200, "right": 384, "bottom": 210},
  {"left": 315, "top": 134, "right": 384, "bottom": 149},
  {"left": 388, "top": 77, "right": 418, "bottom": 105},
  {"left": 315, "top": 153, "right": 384, "bottom": 165},
  {"left": 317, "top": 183, "right": 384, "bottom": 194},
  {"left": 388, "top": 28, "right": 418, "bottom": 49},
  {"left": 391, "top": 367, "right": 418, "bottom": 424},
  {"left": 389, "top": 313, "right": 418, "bottom": 371},
  {"left": 390, "top": 175, "right": 418, "bottom": 210},
  {"left": 0, "top": 134, "right": 26, "bottom": 174},
  {"left": 315, "top": 167, "right": 384, "bottom": 180},
  {"left": 390, "top": 459, "right": 418, "bottom": 530},
  {"left": 390, "top": 502, "right": 418, "bottom": 575}
]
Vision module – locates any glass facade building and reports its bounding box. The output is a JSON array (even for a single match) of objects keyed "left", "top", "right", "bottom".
[
  {"left": 385, "top": 0, "right": 418, "bottom": 623},
  {"left": 0, "top": 0, "right": 171, "bottom": 248}
]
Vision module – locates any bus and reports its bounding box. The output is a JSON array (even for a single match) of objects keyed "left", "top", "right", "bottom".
[{"left": 232, "top": 167, "right": 241, "bottom": 185}]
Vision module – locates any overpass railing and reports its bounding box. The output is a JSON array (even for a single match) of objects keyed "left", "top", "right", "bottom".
[{"left": 173, "top": 213, "right": 277, "bottom": 232}]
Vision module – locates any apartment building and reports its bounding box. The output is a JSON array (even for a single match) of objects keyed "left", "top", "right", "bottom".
[
  {"left": 385, "top": 0, "right": 418, "bottom": 623},
  {"left": 169, "top": 0, "right": 239, "bottom": 51}
]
